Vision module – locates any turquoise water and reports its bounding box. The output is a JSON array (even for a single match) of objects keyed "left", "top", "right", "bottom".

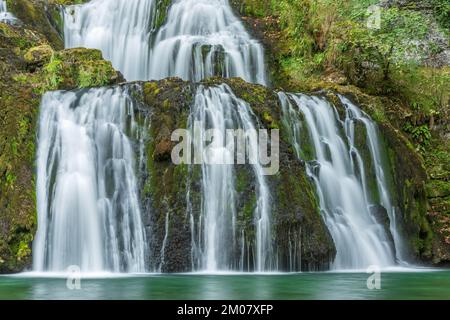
[{"left": 1, "top": 270, "right": 449, "bottom": 300}]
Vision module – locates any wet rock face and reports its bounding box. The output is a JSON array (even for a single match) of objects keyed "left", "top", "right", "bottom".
[
  {"left": 369, "top": 204, "right": 396, "bottom": 252},
  {"left": 369, "top": 205, "right": 390, "bottom": 226}
]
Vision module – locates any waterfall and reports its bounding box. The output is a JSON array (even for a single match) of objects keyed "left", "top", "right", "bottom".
[
  {"left": 36, "top": 0, "right": 272, "bottom": 273},
  {"left": 148, "top": 0, "right": 266, "bottom": 84},
  {"left": 279, "top": 92, "right": 403, "bottom": 269},
  {"left": 189, "top": 84, "right": 272, "bottom": 271},
  {"left": 0, "top": 0, "right": 17, "bottom": 23},
  {"left": 62, "top": 0, "right": 266, "bottom": 84},
  {"left": 33, "top": 86, "right": 147, "bottom": 273},
  {"left": 339, "top": 96, "right": 408, "bottom": 264},
  {"left": 63, "top": 0, "right": 158, "bottom": 81},
  {"left": 31, "top": 0, "right": 411, "bottom": 274}
]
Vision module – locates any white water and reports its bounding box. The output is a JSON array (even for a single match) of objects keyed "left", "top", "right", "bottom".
[
  {"left": 148, "top": 0, "right": 266, "bottom": 84},
  {"left": 340, "top": 96, "right": 408, "bottom": 264},
  {"left": 158, "top": 212, "right": 170, "bottom": 272},
  {"left": 34, "top": 87, "right": 147, "bottom": 272},
  {"left": 63, "top": 0, "right": 266, "bottom": 84},
  {"left": 190, "top": 84, "right": 272, "bottom": 271},
  {"left": 63, "top": 0, "right": 157, "bottom": 81},
  {"left": 0, "top": 0, "right": 17, "bottom": 23},
  {"left": 31, "top": 0, "right": 270, "bottom": 274},
  {"left": 32, "top": 0, "right": 411, "bottom": 274},
  {"left": 279, "top": 93, "right": 402, "bottom": 269}
]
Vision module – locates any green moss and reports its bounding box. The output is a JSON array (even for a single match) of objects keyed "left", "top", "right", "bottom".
[
  {"left": 154, "top": 0, "right": 172, "bottom": 29},
  {"left": 16, "top": 240, "right": 32, "bottom": 260},
  {"left": 24, "top": 44, "right": 53, "bottom": 65},
  {"left": 353, "top": 120, "right": 381, "bottom": 204},
  {"left": 143, "top": 81, "right": 160, "bottom": 98},
  {"left": 7, "top": 0, "right": 64, "bottom": 49},
  {"left": 18, "top": 48, "right": 122, "bottom": 93},
  {"left": 44, "top": 55, "right": 63, "bottom": 88},
  {"left": 235, "top": 168, "right": 250, "bottom": 193},
  {"left": 241, "top": 193, "right": 257, "bottom": 224}
]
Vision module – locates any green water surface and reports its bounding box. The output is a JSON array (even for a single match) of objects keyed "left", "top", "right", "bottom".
[{"left": 1, "top": 271, "right": 449, "bottom": 300}]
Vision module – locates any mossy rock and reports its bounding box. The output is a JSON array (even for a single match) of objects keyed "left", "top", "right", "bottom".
[
  {"left": 139, "top": 78, "right": 194, "bottom": 272},
  {"left": 23, "top": 44, "right": 53, "bottom": 66},
  {"left": 6, "top": 0, "right": 64, "bottom": 49},
  {"left": 44, "top": 48, "right": 124, "bottom": 90}
]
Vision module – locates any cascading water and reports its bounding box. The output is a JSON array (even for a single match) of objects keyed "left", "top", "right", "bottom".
[
  {"left": 340, "top": 96, "right": 408, "bottom": 264},
  {"left": 33, "top": 86, "right": 147, "bottom": 273},
  {"left": 279, "top": 92, "right": 404, "bottom": 269},
  {"left": 189, "top": 84, "right": 272, "bottom": 272},
  {"left": 32, "top": 0, "right": 411, "bottom": 274},
  {"left": 33, "top": 0, "right": 270, "bottom": 274},
  {"left": 63, "top": 0, "right": 266, "bottom": 84},
  {"left": 0, "top": 0, "right": 17, "bottom": 23},
  {"left": 148, "top": 0, "right": 266, "bottom": 84},
  {"left": 63, "top": 0, "right": 158, "bottom": 81}
]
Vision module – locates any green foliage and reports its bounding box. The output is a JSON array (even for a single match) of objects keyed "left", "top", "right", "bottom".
[
  {"left": 393, "top": 66, "right": 450, "bottom": 118},
  {"left": 16, "top": 241, "right": 31, "bottom": 260},
  {"left": 402, "top": 122, "right": 432, "bottom": 153},
  {"left": 430, "top": 0, "right": 450, "bottom": 31},
  {"left": 154, "top": 0, "right": 172, "bottom": 29},
  {"left": 237, "top": 0, "right": 448, "bottom": 142},
  {"left": 332, "top": 7, "right": 429, "bottom": 87},
  {"left": 44, "top": 55, "right": 64, "bottom": 89},
  {"left": 5, "top": 171, "right": 16, "bottom": 188}
]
